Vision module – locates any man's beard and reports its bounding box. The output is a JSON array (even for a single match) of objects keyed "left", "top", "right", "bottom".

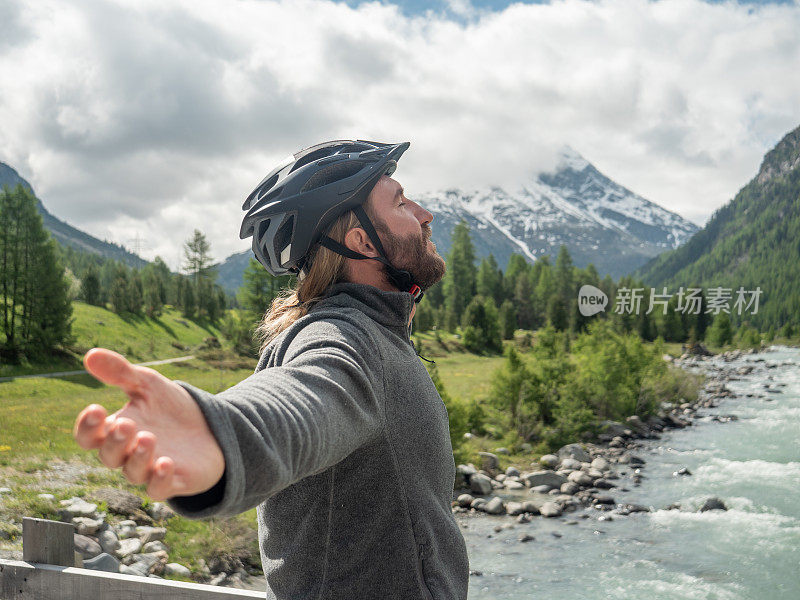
[{"left": 377, "top": 222, "right": 446, "bottom": 291}]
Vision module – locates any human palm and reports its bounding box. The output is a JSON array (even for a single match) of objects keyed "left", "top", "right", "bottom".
[{"left": 74, "top": 348, "right": 225, "bottom": 501}]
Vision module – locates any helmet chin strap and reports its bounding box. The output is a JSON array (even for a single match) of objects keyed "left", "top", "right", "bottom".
[{"left": 318, "top": 205, "right": 424, "bottom": 303}]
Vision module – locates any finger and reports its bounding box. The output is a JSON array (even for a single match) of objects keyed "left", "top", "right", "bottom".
[
  {"left": 146, "top": 457, "right": 176, "bottom": 501},
  {"left": 121, "top": 432, "right": 157, "bottom": 485},
  {"left": 97, "top": 417, "right": 137, "bottom": 468},
  {"left": 74, "top": 404, "right": 109, "bottom": 450},
  {"left": 84, "top": 348, "right": 143, "bottom": 396}
]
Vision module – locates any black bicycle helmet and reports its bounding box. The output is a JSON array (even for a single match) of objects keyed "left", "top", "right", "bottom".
[{"left": 240, "top": 139, "right": 423, "bottom": 300}]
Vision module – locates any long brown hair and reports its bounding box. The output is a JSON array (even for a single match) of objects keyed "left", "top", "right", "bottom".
[{"left": 255, "top": 209, "right": 362, "bottom": 353}]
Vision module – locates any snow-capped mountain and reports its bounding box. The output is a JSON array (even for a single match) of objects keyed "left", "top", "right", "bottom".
[{"left": 419, "top": 148, "right": 698, "bottom": 278}]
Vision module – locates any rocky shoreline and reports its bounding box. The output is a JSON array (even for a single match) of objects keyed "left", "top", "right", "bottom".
[{"left": 449, "top": 346, "right": 787, "bottom": 537}]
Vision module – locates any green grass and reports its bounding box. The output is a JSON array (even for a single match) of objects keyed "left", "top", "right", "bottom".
[
  {"left": 0, "top": 361, "right": 254, "bottom": 464},
  {"left": 0, "top": 301, "right": 229, "bottom": 378}
]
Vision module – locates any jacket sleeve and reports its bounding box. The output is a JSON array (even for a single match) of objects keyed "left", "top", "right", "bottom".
[{"left": 167, "top": 316, "right": 385, "bottom": 518}]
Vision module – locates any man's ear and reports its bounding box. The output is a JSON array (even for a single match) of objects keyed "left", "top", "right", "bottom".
[{"left": 344, "top": 227, "right": 378, "bottom": 257}]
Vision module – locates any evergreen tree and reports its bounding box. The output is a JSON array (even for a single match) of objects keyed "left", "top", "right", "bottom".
[
  {"left": 238, "top": 258, "right": 277, "bottom": 319},
  {"left": 514, "top": 271, "right": 535, "bottom": 330},
  {"left": 461, "top": 295, "right": 502, "bottom": 354},
  {"left": 706, "top": 312, "right": 733, "bottom": 346},
  {"left": 476, "top": 254, "right": 503, "bottom": 305},
  {"left": 182, "top": 278, "right": 197, "bottom": 319},
  {"left": 499, "top": 299, "right": 517, "bottom": 340},
  {"left": 110, "top": 271, "right": 130, "bottom": 315},
  {"left": 128, "top": 271, "right": 144, "bottom": 315},
  {"left": 443, "top": 221, "right": 476, "bottom": 330},
  {"left": 80, "top": 266, "right": 102, "bottom": 306},
  {"left": 0, "top": 185, "right": 73, "bottom": 359}
]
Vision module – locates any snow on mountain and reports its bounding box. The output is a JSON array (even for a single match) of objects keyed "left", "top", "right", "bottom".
[{"left": 418, "top": 147, "right": 698, "bottom": 279}]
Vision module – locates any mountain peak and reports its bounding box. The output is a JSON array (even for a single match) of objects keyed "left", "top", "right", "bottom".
[{"left": 556, "top": 146, "right": 591, "bottom": 173}]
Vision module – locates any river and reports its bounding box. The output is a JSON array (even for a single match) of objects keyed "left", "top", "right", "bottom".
[{"left": 458, "top": 346, "right": 800, "bottom": 600}]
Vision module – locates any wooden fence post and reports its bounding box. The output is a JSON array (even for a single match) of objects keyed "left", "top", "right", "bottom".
[{"left": 22, "top": 517, "right": 74, "bottom": 566}]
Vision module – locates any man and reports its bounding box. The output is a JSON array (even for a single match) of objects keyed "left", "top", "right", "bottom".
[{"left": 74, "top": 140, "right": 470, "bottom": 599}]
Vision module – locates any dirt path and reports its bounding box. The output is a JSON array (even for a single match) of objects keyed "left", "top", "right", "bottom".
[{"left": 0, "top": 355, "right": 196, "bottom": 382}]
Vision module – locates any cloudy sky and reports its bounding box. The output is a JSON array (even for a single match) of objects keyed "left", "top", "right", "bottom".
[{"left": 1, "top": 0, "right": 799, "bottom": 269}]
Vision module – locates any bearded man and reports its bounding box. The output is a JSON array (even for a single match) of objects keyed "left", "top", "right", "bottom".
[{"left": 74, "top": 140, "right": 470, "bottom": 600}]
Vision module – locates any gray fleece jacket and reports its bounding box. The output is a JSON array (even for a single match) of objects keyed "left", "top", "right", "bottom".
[{"left": 169, "top": 282, "right": 469, "bottom": 600}]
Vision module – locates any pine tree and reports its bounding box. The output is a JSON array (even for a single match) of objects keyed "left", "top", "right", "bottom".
[
  {"left": 476, "top": 255, "right": 503, "bottom": 305},
  {"left": 238, "top": 258, "right": 277, "bottom": 319},
  {"left": 443, "top": 221, "right": 476, "bottom": 330},
  {"left": 0, "top": 185, "right": 73, "bottom": 360},
  {"left": 499, "top": 300, "right": 517, "bottom": 340},
  {"left": 81, "top": 265, "right": 102, "bottom": 306}
]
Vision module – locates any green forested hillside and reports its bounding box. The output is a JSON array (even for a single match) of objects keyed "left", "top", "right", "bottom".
[{"left": 634, "top": 124, "right": 800, "bottom": 330}]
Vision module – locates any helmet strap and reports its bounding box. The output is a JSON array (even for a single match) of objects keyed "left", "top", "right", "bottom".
[{"left": 318, "top": 206, "right": 423, "bottom": 303}]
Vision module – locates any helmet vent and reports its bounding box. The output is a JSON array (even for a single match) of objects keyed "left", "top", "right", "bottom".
[
  {"left": 290, "top": 147, "right": 338, "bottom": 174},
  {"left": 274, "top": 215, "right": 295, "bottom": 261},
  {"left": 300, "top": 162, "right": 364, "bottom": 193}
]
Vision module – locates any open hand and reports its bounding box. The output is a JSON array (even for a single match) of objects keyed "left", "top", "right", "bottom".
[{"left": 74, "top": 348, "right": 225, "bottom": 501}]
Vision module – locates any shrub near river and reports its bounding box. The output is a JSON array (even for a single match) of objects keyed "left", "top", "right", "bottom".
[{"left": 440, "top": 320, "right": 702, "bottom": 462}]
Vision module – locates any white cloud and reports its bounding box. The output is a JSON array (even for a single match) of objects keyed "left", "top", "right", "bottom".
[{"left": 1, "top": 0, "right": 799, "bottom": 269}]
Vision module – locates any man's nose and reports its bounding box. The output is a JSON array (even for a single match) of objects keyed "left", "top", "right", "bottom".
[{"left": 412, "top": 201, "right": 433, "bottom": 225}]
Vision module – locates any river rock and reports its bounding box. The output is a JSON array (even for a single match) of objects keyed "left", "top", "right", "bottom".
[
  {"left": 91, "top": 488, "right": 143, "bottom": 516},
  {"left": 457, "top": 494, "right": 474, "bottom": 508},
  {"left": 495, "top": 474, "right": 507, "bottom": 483},
  {"left": 587, "top": 468, "right": 605, "bottom": 480},
  {"left": 98, "top": 528, "right": 120, "bottom": 554},
  {"left": 116, "top": 520, "right": 138, "bottom": 539},
  {"left": 557, "top": 444, "right": 591, "bottom": 463},
  {"left": 37, "top": 493, "right": 55, "bottom": 501},
  {"left": 132, "top": 551, "right": 167, "bottom": 575},
  {"left": 539, "top": 502, "right": 562, "bottom": 518},
  {"left": 470, "top": 498, "right": 487, "bottom": 510},
  {"left": 523, "top": 471, "right": 567, "bottom": 488},
  {"left": 494, "top": 447, "right": 510, "bottom": 455},
  {"left": 699, "top": 497, "right": 728, "bottom": 512},
  {"left": 505, "top": 466, "right": 520, "bottom": 477},
  {"left": 469, "top": 473, "right": 493, "bottom": 495},
  {"left": 116, "top": 537, "right": 142, "bottom": 558},
  {"left": 673, "top": 467, "right": 692, "bottom": 476},
  {"left": 521, "top": 500, "right": 541, "bottom": 514},
  {"left": 483, "top": 496, "right": 506, "bottom": 515},
  {"left": 164, "top": 563, "right": 191, "bottom": 578},
  {"left": 559, "top": 458, "right": 582, "bottom": 471},
  {"left": 136, "top": 526, "right": 167, "bottom": 544},
  {"left": 567, "top": 471, "right": 593, "bottom": 487},
  {"left": 594, "top": 495, "right": 616, "bottom": 505},
  {"left": 478, "top": 452, "right": 500, "bottom": 473},
  {"left": 148, "top": 502, "right": 176, "bottom": 522},
  {"left": 591, "top": 457, "right": 610, "bottom": 471},
  {"left": 504, "top": 480, "right": 525, "bottom": 490},
  {"left": 506, "top": 502, "right": 525, "bottom": 516},
  {"left": 74, "top": 534, "right": 102, "bottom": 559},
  {"left": 625, "top": 415, "right": 647, "bottom": 433},
  {"left": 531, "top": 484, "right": 552, "bottom": 494},
  {"left": 72, "top": 517, "right": 103, "bottom": 536},
  {"left": 600, "top": 420, "right": 629, "bottom": 438},
  {"left": 83, "top": 552, "right": 120, "bottom": 573},
  {"left": 539, "top": 454, "right": 559, "bottom": 468},
  {"left": 560, "top": 482, "right": 579, "bottom": 495},
  {"left": 594, "top": 479, "right": 616, "bottom": 489},
  {"left": 60, "top": 498, "right": 98, "bottom": 520},
  {"left": 519, "top": 534, "right": 535, "bottom": 543},
  {"left": 143, "top": 540, "right": 169, "bottom": 553}
]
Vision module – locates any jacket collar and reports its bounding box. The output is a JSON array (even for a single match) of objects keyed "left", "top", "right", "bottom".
[{"left": 314, "top": 282, "right": 414, "bottom": 331}]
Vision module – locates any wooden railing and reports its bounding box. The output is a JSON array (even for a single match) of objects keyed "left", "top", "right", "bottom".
[{"left": 0, "top": 517, "right": 264, "bottom": 599}]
